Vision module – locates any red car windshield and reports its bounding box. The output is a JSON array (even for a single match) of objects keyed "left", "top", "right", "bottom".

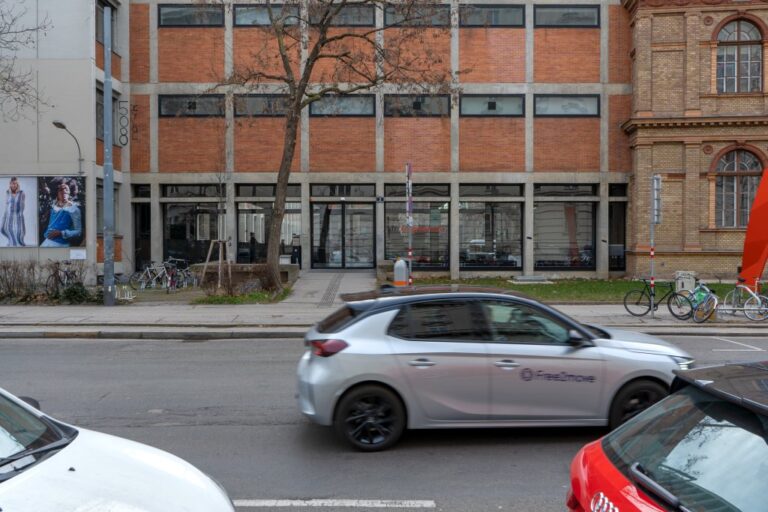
[{"left": 602, "top": 386, "right": 768, "bottom": 512}]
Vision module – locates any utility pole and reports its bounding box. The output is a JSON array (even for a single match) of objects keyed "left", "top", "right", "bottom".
[
  {"left": 406, "top": 163, "right": 413, "bottom": 286},
  {"left": 650, "top": 174, "right": 662, "bottom": 318},
  {"left": 103, "top": 6, "right": 115, "bottom": 306}
]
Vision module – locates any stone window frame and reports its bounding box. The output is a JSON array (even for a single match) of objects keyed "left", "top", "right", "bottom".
[
  {"left": 711, "top": 15, "right": 767, "bottom": 95},
  {"left": 709, "top": 146, "right": 766, "bottom": 229}
]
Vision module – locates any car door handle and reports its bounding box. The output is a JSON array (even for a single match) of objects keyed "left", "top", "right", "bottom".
[
  {"left": 408, "top": 358, "right": 436, "bottom": 367},
  {"left": 494, "top": 359, "right": 520, "bottom": 369}
]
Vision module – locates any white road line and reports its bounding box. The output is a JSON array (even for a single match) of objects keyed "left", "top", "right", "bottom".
[
  {"left": 233, "top": 500, "right": 436, "bottom": 508},
  {"left": 711, "top": 337, "right": 764, "bottom": 352}
]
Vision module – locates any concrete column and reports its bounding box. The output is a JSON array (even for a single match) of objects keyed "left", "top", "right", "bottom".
[
  {"left": 597, "top": 182, "right": 609, "bottom": 278},
  {"left": 683, "top": 143, "right": 702, "bottom": 251},
  {"left": 150, "top": 181, "right": 163, "bottom": 263},
  {"left": 376, "top": 93, "right": 384, "bottom": 173},
  {"left": 224, "top": 2, "right": 233, "bottom": 79},
  {"left": 684, "top": 13, "right": 700, "bottom": 114},
  {"left": 225, "top": 93, "right": 234, "bottom": 172},
  {"left": 149, "top": 3, "right": 158, "bottom": 84},
  {"left": 301, "top": 181, "right": 311, "bottom": 270},
  {"left": 523, "top": 182, "right": 534, "bottom": 275},
  {"left": 150, "top": 93, "right": 158, "bottom": 172},
  {"left": 450, "top": 183, "right": 460, "bottom": 279},
  {"left": 634, "top": 15, "right": 652, "bottom": 113},
  {"left": 225, "top": 180, "right": 236, "bottom": 262},
  {"left": 525, "top": 2, "right": 534, "bottom": 173},
  {"left": 375, "top": 182, "right": 385, "bottom": 265},
  {"left": 450, "top": 0, "right": 459, "bottom": 173}
]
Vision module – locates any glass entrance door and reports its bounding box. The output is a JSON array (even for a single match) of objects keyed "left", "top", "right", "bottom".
[{"left": 312, "top": 203, "right": 374, "bottom": 269}]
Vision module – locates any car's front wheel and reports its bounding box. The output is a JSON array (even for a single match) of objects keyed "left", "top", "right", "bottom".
[
  {"left": 334, "top": 385, "right": 405, "bottom": 452},
  {"left": 609, "top": 379, "right": 667, "bottom": 429}
]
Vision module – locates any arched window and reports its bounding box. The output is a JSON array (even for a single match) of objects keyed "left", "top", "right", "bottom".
[
  {"left": 717, "top": 20, "right": 762, "bottom": 93},
  {"left": 715, "top": 150, "right": 763, "bottom": 227}
]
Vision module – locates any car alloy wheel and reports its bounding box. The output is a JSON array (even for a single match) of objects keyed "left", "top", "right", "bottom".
[
  {"left": 334, "top": 385, "right": 405, "bottom": 452},
  {"left": 609, "top": 380, "right": 667, "bottom": 429}
]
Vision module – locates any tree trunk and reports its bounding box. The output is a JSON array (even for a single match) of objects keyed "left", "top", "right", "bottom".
[{"left": 263, "top": 111, "right": 300, "bottom": 291}]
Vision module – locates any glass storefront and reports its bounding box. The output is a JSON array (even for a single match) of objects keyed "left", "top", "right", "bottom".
[
  {"left": 609, "top": 202, "right": 626, "bottom": 271},
  {"left": 459, "top": 202, "right": 522, "bottom": 268},
  {"left": 311, "top": 203, "right": 374, "bottom": 269},
  {"left": 236, "top": 202, "right": 301, "bottom": 263},
  {"left": 163, "top": 203, "right": 225, "bottom": 263},
  {"left": 534, "top": 202, "right": 595, "bottom": 270},
  {"left": 385, "top": 202, "right": 449, "bottom": 268}
]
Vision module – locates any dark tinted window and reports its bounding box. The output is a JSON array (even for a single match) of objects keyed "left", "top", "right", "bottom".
[
  {"left": 309, "top": 96, "right": 375, "bottom": 116},
  {"left": 310, "top": 5, "right": 375, "bottom": 26},
  {"left": 159, "top": 5, "right": 224, "bottom": 26},
  {"left": 481, "top": 301, "right": 569, "bottom": 344},
  {"left": 534, "top": 6, "right": 599, "bottom": 27},
  {"left": 460, "top": 5, "right": 524, "bottom": 27},
  {"left": 234, "top": 5, "right": 299, "bottom": 26},
  {"left": 603, "top": 386, "right": 768, "bottom": 512},
  {"left": 159, "top": 95, "right": 225, "bottom": 117},
  {"left": 237, "top": 184, "right": 301, "bottom": 197},
  {"left": 460, "top": 184, "right": 523, "bottom": 197},
  {"left": 162, "top": 185, "right": 223, "bottom": 198},
  {"left": 311, "top": 184, "right": 375, "bottom": 197},
  {"left": 133, "top": 185, "right": 151, "bottom": 198},
  {"left": 609, "top": 184, "right": 628, "bottom": 196},
  {"left": 385, "top": 184, "right": 450, "bottom": 197},
  {"left": 234, "top": 95, "right": 290, "bottom": 117},
  {"left": 388, "top": 307, "right": 412, "bottom": 338},
  {"left": 460, "top": 95, "right": 524, "bottom": 116},
  {"left": 410, "top": 301, "right": 489, "bottom": 341},
  {"left": 384, "top": 5, "right": 450, "bottom": 26},
  {"left": 384, "top": 95, "right": 450, "bottom": 117},
  {"left": 534, "top": 184, "right": 597, "bottom": 196},
  {"left": 317, "top": 306, "right": 359, "bottom": 333}
]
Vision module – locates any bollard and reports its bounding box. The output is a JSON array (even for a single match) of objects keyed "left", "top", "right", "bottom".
[{"left": 394, "top": 258, "right": 409, "bottom": 287}]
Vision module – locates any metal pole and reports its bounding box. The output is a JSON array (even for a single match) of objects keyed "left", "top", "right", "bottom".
[
  {"left": 406, "top": 163, "right": 413, "bottom": 286},
  {"left": 103, "top": 6, "right": 115, "bottom": 306},
  {"left": 650, "top": 174, "right": 661, "bottom": 319}
]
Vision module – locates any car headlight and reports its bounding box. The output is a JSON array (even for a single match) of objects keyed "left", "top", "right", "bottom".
[{"left": 671, "top": 356, "right": 694, "bottom": 370}]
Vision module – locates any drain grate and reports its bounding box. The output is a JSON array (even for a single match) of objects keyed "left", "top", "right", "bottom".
[{"left": 318, "top": 273, "right": 343, "bottom": 308}]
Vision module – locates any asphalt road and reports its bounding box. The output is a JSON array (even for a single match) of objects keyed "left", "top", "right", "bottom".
[{"left": 0, "top": 334, "right": 766, "bottom": 512}]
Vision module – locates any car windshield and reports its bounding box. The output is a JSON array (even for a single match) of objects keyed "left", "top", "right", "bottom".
[
  {"left": 602, "top": 386, "right": 768, "bottom": 512},
  {"left": 0, "top": 394, "right": 60, "bottom": 459}
]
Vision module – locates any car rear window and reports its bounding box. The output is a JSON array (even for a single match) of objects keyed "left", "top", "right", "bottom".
[
  {"left": 316, "top": 306, "right": 359, "bottom": 333},
  {"left": 602, "top": 386, "right": 768, "bottom": 512}
]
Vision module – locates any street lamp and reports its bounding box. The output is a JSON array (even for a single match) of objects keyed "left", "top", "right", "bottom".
[{"left": 52, "top": 121, "right": 84, "bottom": 175}]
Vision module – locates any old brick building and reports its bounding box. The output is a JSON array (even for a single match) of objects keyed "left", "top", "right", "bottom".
[{"left": 623, "top": 0, "right": 768, "bottom": 279}]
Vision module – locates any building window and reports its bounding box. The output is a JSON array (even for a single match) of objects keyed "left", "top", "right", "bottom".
[
  {"left": 310, "top": 184, "right": 375, "bottom": 197},
  {"left": 716, "top": 20, "right": 762, "bottom": 94},
  {"left": 384, "top": 5, "right": 451, "bottom": 27},
  {"left": 715, "top": 149, "right": 763, "bottom": 228},
  {"left": 534, "top": 184, "right": 597, "bottom": 196},
  {"left": 96, "top": 0, "right": 118, "bottom": 48},
  {"left": 164, "top": 204, "right": 225, "bottom": 263},
  {"left": 459, "top": 184, "right": 523, "bottom": 197},
  {"left": 459, "top": 5, "right": 524, "bottom": 28},
  {"left": 460, "top": 95, "right": 524, "bottom": 117},
  {"left": 534, "top": 202, "right": 596, "bottom": 270},
  {"left": 234, "top": 95, "right": 290, "bottom": 117},
  {"left": 385, "top": 184, "right": 450, "bottom": 197},
  {"left": 309, "top": 95, "right": 375, "bottom": 117},
  {"left": 234, "top": 5, "right": 299, "bottom": 26},
  {"left": 534, "top": 6, "right": 599, "bottom": 28},
  {"left": 237, "top": 202, "right": 301, "bottom": 263},
  {"left": 534, "top": 95, "right": 600, "bottom": 117},
  {"left": 237, "top": 184, "right": 301, "bottom": 197},
  {"left": 162, "top": 185, "right": 224, "bottom": 198},
  {"left": 96, "top": 88, "right": 119, "bottom": 142},
  {"left": 609, "top": 202, "right": 626, "bottom": 271},
  {"left": 159, "top": 95, "right": 225, "bottom": 117},
  {"left": 158, "top": 5, "right": 225, "bottom": 27},
  {"left": 384, "top": 95, "right": 451, "bottom": 117},
  {"left": 309, "top": 5, "right": 375, "bottom": 26},
  {"left": 385, "top": 202, "right": 449, "bottom": 268},
  {"left": 459, "top": 202, "right": 522, "bottom": 269}
]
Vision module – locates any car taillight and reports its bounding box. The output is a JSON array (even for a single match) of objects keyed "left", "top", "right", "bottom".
[
  {"left": 566, "top": 487, "right": 584, "bottom": 512},
  {"left": 310, "top": 339, "right": 348, "bottom": 357}
]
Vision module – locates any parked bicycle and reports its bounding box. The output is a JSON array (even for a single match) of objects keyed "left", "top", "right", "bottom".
[
  {"left": 718, "top": 277, "right": 768, "bottom": 322},
  {"left": 46, "top": 260, "right": 80, "bottom": 297},
  {"left": 129, "top": 258, "right": 195, "bottom": 291},
  {"left": 129, "top": 261, "right": 168, "bottom": 290},
  {"left": 623, "top": 279, "right": 693, "bottom": 320}
]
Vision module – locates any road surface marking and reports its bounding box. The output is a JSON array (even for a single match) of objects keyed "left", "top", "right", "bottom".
[
  {"left": 711, "top": 337, "right": 764, "bottom": 352},
  {"left": 234, "top": 499, "right": 436, "bottom": 508}
]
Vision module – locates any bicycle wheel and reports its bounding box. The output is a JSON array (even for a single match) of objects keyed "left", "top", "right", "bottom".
[
  {"left": 722, "top": 289, "right": 741, "bottom": 316},
  {"left": 744, "top": 295, "right": 768, "bottom": 322},
  {"left": 693, "top": 295, "right": 717, "bottom": 323},
  {"left": 45, "top": 274, "right": 61, "bottom": 297},
  {"left": 667, "top": 292, "right": 693, "bottom": 320},
  {"left": 624, "top": 289, "right": 651, "bottom": 316},
  {"left": 128, "top": 271, "right": 143, "bottom": 290}
]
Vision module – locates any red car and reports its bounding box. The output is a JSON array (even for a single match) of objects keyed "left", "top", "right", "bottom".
[{"left": 567, "top": 361, "right": 768, "bottom": 512}]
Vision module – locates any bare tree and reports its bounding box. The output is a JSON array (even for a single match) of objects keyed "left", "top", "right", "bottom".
[
  {"left": 0, "top": 0, "right": 49, "bottom": 120},
  {"left": 218, "top": 0, "right": 454, "bottom": 291}
]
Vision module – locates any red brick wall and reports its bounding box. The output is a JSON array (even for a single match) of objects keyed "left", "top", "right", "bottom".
[
  {"left": 310, "top": 28, "right": 376, "bottom": 83},
  {"left": 97, "top": 236, "right": 123, "bottom": 263},
  {"left": 385, "top": 118, "right": 451, "bottom": 172},
  {"left": 130, "top": 4, "right": 150, "bottom": 83},
  {"left": 310, "top": 118, "right": 375, "bottom": 172},
  {"left": 459, "top": 29, "right": 525, "bottom": 83},
  {"left": 130, "top": 95, "right": 150, "bottom": 173},
  {"left": 385, "top": 28, "right": 451, "bottom": 82},
  {"left": 534, "top": 29, "right": 600, "bottom": 83},
  {"left": 534, "top": 118, "right": 600, "bottom": 171},
  {"left": 233, "top": 28, "right": 300, "bottom": 82},
  {"left": 159, "top": 118, "right": 226, "bottom": 172},
  {"left": 459, "top": 118, "right": 525, "bottom": 171},
  {"left": 609, "top": 6, "right": 631, "bottom": 84},
  {"left": 235, "top": 118, "right": 300, "bottom": 172},
  {"left": 96, "top": 140, "right": 121, "bottom": 171},
  {"left": 159, "top": 28, "right": 224, "bottom": 82},
  {"left": 95, "top": 42, "right": 122, "bottom": 81},
  {"left": 609, "top": 95, "right": 632, "bottom": 172}
]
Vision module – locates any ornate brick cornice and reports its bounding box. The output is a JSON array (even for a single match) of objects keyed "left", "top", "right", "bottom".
[
  {"left": 623, "top": 116, "right": 768, "bottom": 133},
  {"left": 623, "top": 0, "right": 768, "bottom": 15}
]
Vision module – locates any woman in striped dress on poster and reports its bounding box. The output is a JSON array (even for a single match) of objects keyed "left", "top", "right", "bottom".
[{"left": 1, "top": 177, "right": 26, "bottom": 247}]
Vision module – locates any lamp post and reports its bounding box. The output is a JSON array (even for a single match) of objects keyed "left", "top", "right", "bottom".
[{"left": 52, "top": 121, "right": 83, "bottom": 176}]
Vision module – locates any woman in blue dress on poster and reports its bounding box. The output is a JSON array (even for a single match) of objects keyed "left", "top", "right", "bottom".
[
  {"left": 41, "top": 181, "right": 82, "bottom": 248},
  {"left": 1, "top": 177, "right": 27, "bottom": 247}
]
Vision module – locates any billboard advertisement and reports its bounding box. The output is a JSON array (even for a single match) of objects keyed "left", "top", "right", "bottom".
[
  {"left": 38, "top": 176, "right": 86, "bottom": 248},
  {"left": 0, "top": 177, "right": 38, "bottom": 247}
]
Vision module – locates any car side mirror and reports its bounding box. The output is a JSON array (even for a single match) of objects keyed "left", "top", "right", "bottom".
[
  {"left": 568, "top": 330, "right": 589, "bottom": 347},
  {"left": 19, "top": 396, "right": 41, "bottom": 410}
]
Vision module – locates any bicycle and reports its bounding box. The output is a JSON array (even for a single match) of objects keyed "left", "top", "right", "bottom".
[
  {"left": 46, "top": 260, "right": 80, "bottom": 298},
  {"left": 129, "top": 261, "right": 167, "bottom": 290},
  {"left": 623, "top": 279, "right": 693, "bottom": 320},
  {"left": 686, "top": 283, "right": 718, "bottom": 324},
  {"left": 719, "top": 278, "right": 768, "bottom": 322}
]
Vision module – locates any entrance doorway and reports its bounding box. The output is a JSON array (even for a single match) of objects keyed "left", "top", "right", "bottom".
[{"left": 312, "top": 203, "right": 375, "bottom": 269}]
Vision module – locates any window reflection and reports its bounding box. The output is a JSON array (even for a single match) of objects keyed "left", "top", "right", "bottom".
[
  {"left": 236, "top": 202, "right": 301, "bottom": 263},
  {"left": 459, "top": 202, "right": 522, "bottom": 268},
  {"left": 385, "top": 202, "right": 449, "bottom": 268},
  {"left": 534, "top": 202, "right": 595, "bottom": 269}
]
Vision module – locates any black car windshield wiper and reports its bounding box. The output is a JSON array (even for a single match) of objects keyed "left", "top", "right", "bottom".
[
  {"left": 630, "top": 462, "right": 693, "bottom": 512},
  {"left": 0, "top": 435, "right": 75, "bottom": 469}
]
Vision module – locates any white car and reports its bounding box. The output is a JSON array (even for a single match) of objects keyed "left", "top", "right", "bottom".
[{"left": 0, "top": 387, "right": 234, "bottom": 511}]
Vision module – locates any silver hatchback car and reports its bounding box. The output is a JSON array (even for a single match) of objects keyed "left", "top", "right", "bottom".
[{"left": 297, "top": 287, "right": 694, "bottom": 451}]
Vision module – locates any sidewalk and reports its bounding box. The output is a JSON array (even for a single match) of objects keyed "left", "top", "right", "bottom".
[{"left": 0, "top": 271, "right": 765, "bottom": 340}]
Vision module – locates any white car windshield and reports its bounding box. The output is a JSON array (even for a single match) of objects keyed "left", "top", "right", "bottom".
[{"left": 0, "top": 394, "right": 59, "bottom": 459}]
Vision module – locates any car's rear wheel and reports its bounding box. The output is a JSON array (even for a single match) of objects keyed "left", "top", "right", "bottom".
[
  {"left": 609, "top": 380, "right": 667, "bottom": 429},
  {"left": 334, "top": 385, "right": 405, "bottom": 452}
]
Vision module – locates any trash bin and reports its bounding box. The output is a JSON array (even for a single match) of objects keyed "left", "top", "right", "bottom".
[{"left": 675, "top": 271, "right": 697, "bottom": 292}]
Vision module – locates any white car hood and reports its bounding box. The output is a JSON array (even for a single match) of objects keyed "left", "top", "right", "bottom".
[
  {"left": 0, "top": 429, "right": 233, "bottom": 512},
  {"left": 594, "top": 326, "right": 691, "bottom": 357}
]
